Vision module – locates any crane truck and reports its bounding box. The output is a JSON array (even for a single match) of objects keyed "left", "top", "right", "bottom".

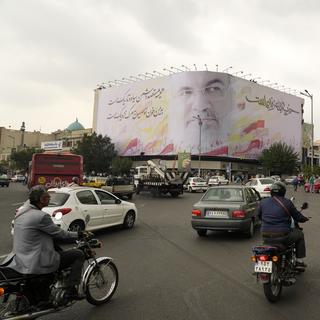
[{"left": 134, "top": 159, "right": 189, "bottom": 197}]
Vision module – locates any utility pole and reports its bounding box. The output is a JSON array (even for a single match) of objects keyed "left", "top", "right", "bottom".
[
  {"left": 193, "top": 115, "right": 203, "bottom": 177},
  {"left": 300, "top": 90, "right": 314, "bottom": 172}
]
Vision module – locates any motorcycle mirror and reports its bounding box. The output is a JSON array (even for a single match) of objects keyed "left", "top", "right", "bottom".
[
  {"left": 301, "top": 202, "right": 308, "bottom": 210},
  {"left": 54, "top": 212, "right": 63, "bottom": 220}
]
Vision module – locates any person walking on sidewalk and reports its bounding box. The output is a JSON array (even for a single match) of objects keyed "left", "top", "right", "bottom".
[{"left": 309, "top": 175, "right": 315, "bottom": 193}]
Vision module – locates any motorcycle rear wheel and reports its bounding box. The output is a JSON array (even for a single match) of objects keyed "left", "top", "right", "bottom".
[
  {"left": 85, "top": 260, "right": 119, "bottom": 305},
  {"left": 263, "top": 265, "right": 282, "bottom": 302}
]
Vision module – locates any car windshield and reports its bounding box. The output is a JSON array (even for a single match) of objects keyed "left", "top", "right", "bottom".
[
  {"left": 193, "top": 178, "right": 205, "bottom": 182},
  {"left": 260, "top": 178, "right": 275, "bottom": 185},
  {"left": 48, "top": 192, "right": 70, "bottom": 207},
  {"left": 202, "top": 188, "right": 244, "bottom": 202}
]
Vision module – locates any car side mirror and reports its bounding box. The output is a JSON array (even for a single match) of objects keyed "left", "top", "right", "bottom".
[
  {"left": 301, "top": 202, "right": 308, "bottom": 210},
  {"left": 115, "top": 199, "right": 121, "bottom": 204}
]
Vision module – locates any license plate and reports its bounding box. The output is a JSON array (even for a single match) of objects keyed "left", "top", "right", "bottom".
[
  {"left": 254, "top": 261, "right": 273, "bottom": 273},
  {"left": 205, "top": 210, "right": 228, "bottom": 218}
]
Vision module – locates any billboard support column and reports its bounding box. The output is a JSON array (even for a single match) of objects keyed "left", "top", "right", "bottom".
[
  {"left": 300, "top": 90, "right": 314, "bottom": 172},
  {"left": 193, "top": 115, "right": 203, "bottom": 177}
]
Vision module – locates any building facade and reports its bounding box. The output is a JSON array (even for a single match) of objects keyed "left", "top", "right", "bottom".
[{"left": 0, "top": 120, "right": 92, "bottom": 161}]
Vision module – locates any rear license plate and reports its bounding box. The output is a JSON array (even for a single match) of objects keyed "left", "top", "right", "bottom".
[
  {"left": 254, "top": 261, "right": 272, "bottom": 273},
  {"left": 205, "top": 210, "right": 228, "bottom": 218}
]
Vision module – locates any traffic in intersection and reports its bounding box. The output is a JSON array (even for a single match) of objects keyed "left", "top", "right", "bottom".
[{"left": 0, "top": 182, "right": 319, "bottom": 320}]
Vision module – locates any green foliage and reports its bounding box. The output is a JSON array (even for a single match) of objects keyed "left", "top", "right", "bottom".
[
  {"left": 0, "top": 160, "right": 10, "bottom": 174},
  {"left": 10, "top": 147, "right": 42, "bottom": 171},
  {"left": 111, "top": 157, "right": 133, "bottom": 176},
  {"left": 73, "top": 133, "right": 117, "bottom": 174},
  {"left": 302, "top": 164, "right": 320, "bottom": 179},
  {"left": 259, "top": 142, "right": 299, "bottom": 175}
]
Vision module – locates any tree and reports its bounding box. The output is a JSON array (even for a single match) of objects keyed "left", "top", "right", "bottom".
[
  {"left": 259, "top": 142, "right": 299, "bottom": 175},
  {"left": 10, "top": 147, "right": 42, "bottom": 171},
  {"left": 73, "top": 133, "right": 117, "bottom": 174},
  {"left": 0, "top": 160, "right": 10, "bottom": 174},
  {"left": 111, "top": 157, "right": 133, "bottom": 176}
]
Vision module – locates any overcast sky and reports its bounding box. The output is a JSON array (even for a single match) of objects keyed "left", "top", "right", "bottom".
[{"left": 1, "top": 0, "right": 319, "bottom": 139}]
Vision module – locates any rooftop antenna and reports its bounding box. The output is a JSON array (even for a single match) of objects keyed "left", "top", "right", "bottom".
[
  {"left": 122, "top": 77, "right": 135, "bottom": 83},
  {"left": 130, "top": 76, "right": 142, "bottom": 81},
  {"left": 181, "top": 64, "right": 191, "bottom": 71},
  {"left": 171, "top": 66, "right": 183, "bottom": 72},
  {"left": 138, "top": 73, "right": 149, "bottom": 79},
  {"left": 163, "top": 68, "right": 175, "bottom": 75},
  {"left": 233, "top": 70, "right": 243, "bottom": 76},
  {"left": 222, "top": 66, "right": 233, "bottom": 73},
  {"left": 145, "top": 72, "right": 156, "bottom": 78},
  {"left": 153, "top": 70, "right": 165, "bottom": 76},
  {"left": 243, "top": 73, "right": 252, "bottom": 79}
]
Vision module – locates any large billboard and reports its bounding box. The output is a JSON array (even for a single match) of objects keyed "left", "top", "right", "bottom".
[{"left": 94, "top": 71, "right": 303, "bottom": 160}]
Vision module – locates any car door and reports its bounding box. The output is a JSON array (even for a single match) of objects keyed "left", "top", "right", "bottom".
[
  {"left": 94, "top": 190, "right": 124, "bottom": 225},
  {"left": 249, "top": 179, "right": 259, "bottom": 193},
  {"left": 244, "top": 187, "right": 257, "bottom": 220},
  {"left": 75, "top": 189, "right": 105, "bottom": 228}
]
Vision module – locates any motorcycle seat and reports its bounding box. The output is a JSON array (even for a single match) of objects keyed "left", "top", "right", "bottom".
[
  {"left": 0, "top": 267, "right": 40, "bottom": 282},
  {"left": 263, "top": 238, "right": 295, "bottom": 253}
]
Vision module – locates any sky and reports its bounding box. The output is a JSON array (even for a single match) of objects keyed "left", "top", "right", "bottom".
[{"left": 1, "top": 0, "right": 320, "bottom": 139}]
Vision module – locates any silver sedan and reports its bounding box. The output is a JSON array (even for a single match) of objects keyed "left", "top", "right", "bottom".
[{"left": 191, "top": 186, "right": 261, "bottom": 238}]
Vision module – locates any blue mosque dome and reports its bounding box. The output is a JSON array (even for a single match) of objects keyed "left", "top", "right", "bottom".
[{"left": 66, "top": 118, "right": 85, "bottom": 131}]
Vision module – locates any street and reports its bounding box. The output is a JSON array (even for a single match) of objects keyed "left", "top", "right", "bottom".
[{"left": 0, "top": 183, "right": 319, "bottom": 320}]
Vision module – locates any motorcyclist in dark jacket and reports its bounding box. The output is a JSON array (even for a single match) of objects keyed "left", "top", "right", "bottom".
[{"left": 258, "top": 181, "right": 309, "bottom": 268}]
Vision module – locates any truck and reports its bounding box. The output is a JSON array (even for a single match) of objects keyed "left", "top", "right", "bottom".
[
  {"left": 134, "top": 159, "right": 189, "bottom": 197},
  {"left": 27, "top": 152, "right": 83, "bottom": 189},
  {"left": 102, "top": 176, "right": 135, "bottom": 200}
]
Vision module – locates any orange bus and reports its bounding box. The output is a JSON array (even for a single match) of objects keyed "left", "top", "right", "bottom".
[{"left": 28, "top": 152, "right": 83, "bottom": 188}]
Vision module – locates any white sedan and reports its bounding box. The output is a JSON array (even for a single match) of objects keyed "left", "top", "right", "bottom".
[
  {"left": 14, "top": 187, "right": 138, "bottom": 233},
  {"left": 245, "top": 178, "right": 275, "bottom": 198},
  {"left": 184, "top": 177, "right": 208, "bottom": 192},
  {"left": 208, "top": 176, "right": 229, "bottom": 186}
]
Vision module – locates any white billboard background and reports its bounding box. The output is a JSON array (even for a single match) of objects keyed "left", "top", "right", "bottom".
[{"left": 95, "top": 71, "right": 303, "bottom": 159}]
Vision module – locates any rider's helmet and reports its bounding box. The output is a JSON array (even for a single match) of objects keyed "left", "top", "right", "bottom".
[
  {"left": 270, "top": 181, "right": 286, "bottom": 197},
  {"left": 29, "top": 185, "right": 48, "bottom": 205}
]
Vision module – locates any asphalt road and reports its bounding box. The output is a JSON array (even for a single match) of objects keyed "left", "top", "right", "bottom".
[{"left": 0, "top": 184, "right": 319, "bottom": 320}]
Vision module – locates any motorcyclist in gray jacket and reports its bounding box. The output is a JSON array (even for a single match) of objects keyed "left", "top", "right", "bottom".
[{"left": 3, "top": 185, "right": 85, "bottom": 299}]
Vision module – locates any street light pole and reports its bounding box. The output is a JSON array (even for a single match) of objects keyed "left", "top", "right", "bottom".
[
  {"left": 300, "top": 90, "right": 314, "bottom": 171},
  {"left": 193, "top": 115, "right": 203, "bottom": 177}
]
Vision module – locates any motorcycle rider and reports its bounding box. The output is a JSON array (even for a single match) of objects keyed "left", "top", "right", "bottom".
[
  {"left": 2, "top": 185, "right": 88, "bottom": 303},
  {"left": 258, "top": 181, "right": 309, "bottom": 268}
]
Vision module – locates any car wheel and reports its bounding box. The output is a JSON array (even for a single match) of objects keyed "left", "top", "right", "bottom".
[
  {"left": 197, "top": 229, "right": 207, "bottom": 237},
  {"left": 68, "top": 220, "right": 85, "bottom": 232},
  {"left": 244, "top": 220, "right": 254, "bottom": 238},
  {"left": 123, "top": 211, "right": 136, "bottom": 229}
]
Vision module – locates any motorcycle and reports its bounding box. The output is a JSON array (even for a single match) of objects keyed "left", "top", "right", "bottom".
[
  {"left": 0, "top": 232, "right": 118, "bottom": 319},
  {"left": 251, "top": 200, "right": 309, "bottom": 302}
]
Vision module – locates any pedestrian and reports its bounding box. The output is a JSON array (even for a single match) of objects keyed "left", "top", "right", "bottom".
[
  {"left": 68, "top": 177, "right": 80, "bottom": 187},
  {"left": 292, "top": 176, "right": 299, "bottom": 192},
  {"left": 309, "top": 175, "right": 315, "bottom": 193}
]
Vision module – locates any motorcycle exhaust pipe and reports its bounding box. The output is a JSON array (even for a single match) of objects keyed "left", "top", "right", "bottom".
[{"left": 3, "top": 307, "right": 57, "bottom": 320}]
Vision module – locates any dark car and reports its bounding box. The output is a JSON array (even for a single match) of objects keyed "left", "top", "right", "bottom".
[
  {"left": 0, "top": 174, "right": 10, "bottom": 187},
  {"left": 191, "top": 186, "right": 261, "bottom": 238}
]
